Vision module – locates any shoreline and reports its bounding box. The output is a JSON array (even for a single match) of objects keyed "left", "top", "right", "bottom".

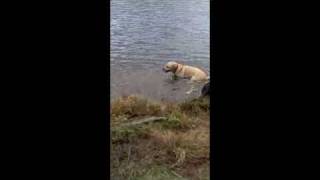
[{"left": 111, "top": 95, "right": 210, "bottom": 179}]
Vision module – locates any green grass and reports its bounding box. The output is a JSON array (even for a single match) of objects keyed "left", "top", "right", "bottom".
[
  {"left": 111, "top": 95, "right": 210, "bottom": 180},
  {"left": 130, "top": 166, "right": 186, "bottom": 180}
]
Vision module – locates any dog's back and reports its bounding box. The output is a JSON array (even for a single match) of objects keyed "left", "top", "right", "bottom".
[{"left": 184, "top": 65, "right": 209, "bottom": 81}]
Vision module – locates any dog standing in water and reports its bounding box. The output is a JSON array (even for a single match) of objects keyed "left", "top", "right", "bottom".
[{"left": 163, "top": 61, "right": 209, "bottom": 94}]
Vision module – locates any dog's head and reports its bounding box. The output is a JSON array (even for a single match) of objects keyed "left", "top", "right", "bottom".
[{"left": 163, "top": 61, "right": 179, "bottom": 73}]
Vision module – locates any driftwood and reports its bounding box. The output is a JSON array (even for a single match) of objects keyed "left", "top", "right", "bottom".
[{"left": 117, "top": 116, "right": 167, "bottom": 128}]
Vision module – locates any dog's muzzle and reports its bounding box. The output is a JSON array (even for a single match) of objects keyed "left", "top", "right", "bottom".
[{"left": 163, "top": 68, "right": 170, "bottom": 72}]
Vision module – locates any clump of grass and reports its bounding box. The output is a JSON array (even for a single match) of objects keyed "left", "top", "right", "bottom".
[
  {"left": 179, "top": 97, "right": 209, "bottom": 116},
  {"left": 156, "top": 110, "right": 196, "bottom": 131},
  {"left": 161, "top": 111, "right": 183, "bottom": 129},
  {"left": 111, "top": 95, "right": 210, "bottom": 180},
  {"left": 132, "top": 166, "right": 185, "bottom": 180},
  {"left": 111, "top": 95, "right": 163, "bottom": 118},
  {"left": 111, "top": 125, "right": 151, "bottom": 144}
]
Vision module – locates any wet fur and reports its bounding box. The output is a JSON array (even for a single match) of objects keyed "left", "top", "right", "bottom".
[{"left": 163, "top": 61, "right": 209, "bottom": 94}]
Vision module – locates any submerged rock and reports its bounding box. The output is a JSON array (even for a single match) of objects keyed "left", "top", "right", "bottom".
[{"left": 200, "top": 82, "right": 210, "bottom": 97}]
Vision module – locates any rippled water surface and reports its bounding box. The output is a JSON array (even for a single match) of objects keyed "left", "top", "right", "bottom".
[{"left": 111, "top": 0, "right": 209, "bottom": 102}]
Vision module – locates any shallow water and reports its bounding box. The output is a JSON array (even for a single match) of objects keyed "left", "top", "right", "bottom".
[{"left": 111, "top": 0, "right": 210, "bottom": 102}]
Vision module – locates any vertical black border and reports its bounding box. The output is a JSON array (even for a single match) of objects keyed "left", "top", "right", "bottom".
[
  {"left": 210, "top": 0, "right": 216, "bottom": 179},
  {"left": 211, "top": 0, "right": 318, "bottom": 179},
  {"left": 3, "top": 0, "right": 110, "bottom": 178}
]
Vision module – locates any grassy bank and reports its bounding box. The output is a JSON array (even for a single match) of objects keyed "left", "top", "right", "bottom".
[{"left": 111, "top": 95, "right": 210, "bottom": 180}]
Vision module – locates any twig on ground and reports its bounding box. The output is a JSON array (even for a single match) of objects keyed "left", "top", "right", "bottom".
[
  {"left": 170, "top": 170, "right": 184, "bottom": 179},
  {"left": 117, "top": 116, "right": 167, "bottom": 128}
]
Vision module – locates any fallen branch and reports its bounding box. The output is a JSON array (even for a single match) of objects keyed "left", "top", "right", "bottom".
[
  {"left": 118, "top": 116, "right": 167, "bottom": 128},
  {"left": 170, "top": 170, "right": 184, "bottom": 178}
]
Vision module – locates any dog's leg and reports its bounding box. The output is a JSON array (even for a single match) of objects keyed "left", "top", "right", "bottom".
[
  {"left": 186, "top": 79, "right": 196, "bottom": 94},
  {"left": 186, "top": 79, "right": 205, "bottom": 95},
  {"left": 186, "top": 85, "right": 195, "bottom": 94}
]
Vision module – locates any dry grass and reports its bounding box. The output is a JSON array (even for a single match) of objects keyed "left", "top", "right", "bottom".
[{"left": 111, "top": 95, "right": 210, "bottom": 180}]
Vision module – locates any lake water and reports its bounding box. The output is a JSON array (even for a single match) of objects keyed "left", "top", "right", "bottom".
[{"left": 111, "top": 0, "right": 210, "bottom": 102}]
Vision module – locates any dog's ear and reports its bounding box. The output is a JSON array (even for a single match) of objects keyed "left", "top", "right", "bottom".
[{"left": 172, "top": 63, "right": 178, "bottom": 73}]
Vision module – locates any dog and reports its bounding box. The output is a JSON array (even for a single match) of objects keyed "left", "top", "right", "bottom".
[{"left": 163, "top": 61, "right": 209, "bottom": 94}]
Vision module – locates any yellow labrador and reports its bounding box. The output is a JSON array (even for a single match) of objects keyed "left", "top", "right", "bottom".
[{"left": 163, "top": 61, "right": 209, "bottom": 94}]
